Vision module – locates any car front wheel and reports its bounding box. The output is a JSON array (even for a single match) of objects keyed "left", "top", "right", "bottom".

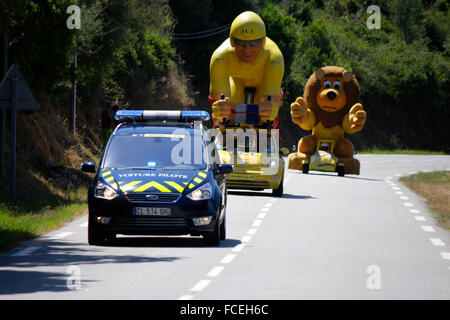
[{"left": 203, "top": 216, "right": 221, "bottom": 246}]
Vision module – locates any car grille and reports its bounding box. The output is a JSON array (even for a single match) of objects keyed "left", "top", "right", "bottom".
[
  {"left": 124, "top": 193, "right": 181, "bottom": 204},
  {"left": 115, "top": 217, "right": 188, "bottom": 228},
  {"left": 226, "top": 180, "right": 269, "bottom": 189}
]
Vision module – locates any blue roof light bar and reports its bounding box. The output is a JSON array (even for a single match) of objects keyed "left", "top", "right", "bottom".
[{"left": 115, "top": 110, "right": 210, "bottom": 122}]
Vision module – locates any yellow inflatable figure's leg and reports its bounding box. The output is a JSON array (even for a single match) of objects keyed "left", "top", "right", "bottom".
[
  {"left": 298, "top": 135, "right": 317, "bottom": 155},
  {"left": 288, "top": 136, "right": 314, "bottom": 170},
  {"left": 338, "top": 157, "right": 360, "bottom": 175},
  {"left": 334, "top": 138, "right": 360, "bottom": 175},
  {"left": 288, "top": 152, "right": 308, "bottom": 170}
]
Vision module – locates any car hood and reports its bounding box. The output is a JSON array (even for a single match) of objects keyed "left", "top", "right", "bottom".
[
  {"left": 99, "top": 168, "right": 209, "bottom": 194},
  {"left": 218, "top": 150, "right": 278, "bottom": 167}
]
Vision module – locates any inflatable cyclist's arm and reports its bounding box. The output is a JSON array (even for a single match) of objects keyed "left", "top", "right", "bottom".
[
  {"left": 209, "top": 48, "right": 231, "bottom": 100},
  {"left": 262, "top": 48, "right": 284, "bottom": 120}
]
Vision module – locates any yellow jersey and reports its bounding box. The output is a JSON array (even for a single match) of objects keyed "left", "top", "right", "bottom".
[{"left": 209, "top": 37, "right": 284, "bottom": 104}]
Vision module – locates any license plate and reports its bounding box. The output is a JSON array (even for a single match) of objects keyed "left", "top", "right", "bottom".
[
  {"left": 228, "top": 173, "right": 255, "bottom": 181},
  {"left": 134, "top": 207, "right": 171, "bottom": 216}
]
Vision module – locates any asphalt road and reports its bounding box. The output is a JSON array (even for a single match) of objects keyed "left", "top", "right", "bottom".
[{"left": 1, "top": 154, "right": 449, "bottom": 300}]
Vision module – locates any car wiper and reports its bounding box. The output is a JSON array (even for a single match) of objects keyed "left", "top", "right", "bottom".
[
  {"left": 157, "top": 166, "right": 205, "bottom": 170},
  {"left": 114, "top": 167, "right": 157, "bottom": 170}
]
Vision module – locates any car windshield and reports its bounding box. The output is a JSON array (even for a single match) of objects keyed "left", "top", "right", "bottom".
[
  {"left": 215, "top": 131, "right": 279, "bottom": 153},
  {"left": 103, "top": 129, "right": 209, "bottom": 170}
]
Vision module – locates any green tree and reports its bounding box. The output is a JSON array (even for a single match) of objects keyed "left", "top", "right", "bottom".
[{"left": 390, "top": 0, "right": 425, "bottom": 43}]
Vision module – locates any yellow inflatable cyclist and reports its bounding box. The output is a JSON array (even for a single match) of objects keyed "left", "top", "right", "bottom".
[{"left": 209, "top": 11, "right": 284, "bottom": 126}]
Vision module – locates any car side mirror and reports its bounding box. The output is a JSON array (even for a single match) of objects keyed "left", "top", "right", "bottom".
[
  {"left": 81, "top": 161, "right": 96, "bottom": 173},
  {"left": 218, "top": 163, "right": 233, "bottom": 175},
  {"left": 279, "top": 147, "right": 289, "bottom": 156}
]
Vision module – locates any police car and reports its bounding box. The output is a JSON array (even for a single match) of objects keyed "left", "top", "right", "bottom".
[
  {"left": 215, "top": 125, "right": 289, "bottom": 197},
  {"left": 81, "top": 110, "right": 233, "bottom": 246}
]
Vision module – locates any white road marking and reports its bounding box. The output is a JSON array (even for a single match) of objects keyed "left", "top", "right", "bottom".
[
  {"left": 221, "top": 254, "right": 236, "bottom": 264},
  {"left": 395, "top": 174, "right": 402, "bottom": 177},
  {"left": 190, "top": 279, "right": 211, "bottom": 292},
  {"left": 399, "top": 196, "right": 409, "bottom": 200},
  {"left": 207, "top": 266, "right": 225, "bottom": 278},
  {"left": 395, "top": 191, "right": 404, "bottom": 195},
  {"left": 178, "top": 295, "right": 194, "bottom": 300},
  {"left": 257, "top": 212, "right": 266, "bottom": 219},
  {"left": 78, "top": 221, "right": 88, "bottom": 227},
  {"left": 409, "top": 209, "right": 421, "bottom": 214},
  {"left": 252, "top": 219, "right": 262, "bottom": 227},
  {"left": 261, "top": 207, "right": 270, "bottom": 212},
  {"left": 430, "top": 238, "right": 446, "bottom": 247},
  {"left": 421, "top": 225, "right": 435, "bottom": 232},
  {"left": 414, "top": 216, "right": 426, "bottom": 221},
  {"left": 11, "top": 246, "right": 41, "bottom": 256},
  {"left": 264, "top": 202, "right": 273, "bottom": 207},
  {"left": 440, "top": 252, "right": 450, "bottom": 260},
  {"left": 232, "top": 244, "right": 246, "bottom": 253},
  {"left": 241, "top": 235, "right": 252, "bottom": 243},
  {"left": 247, "top": 228, "right": 258, "bottom": 235},
  {"left": 50, "top": 232, "right": 73, "bottom": 240},
  {"left": 392, "top": 187, "right": 400, "bottom": 190},
  {"left": 404, "top": 202, "right": 414, "bottom": 207}
]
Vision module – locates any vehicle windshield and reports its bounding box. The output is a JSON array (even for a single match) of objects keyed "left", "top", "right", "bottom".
[
  {"left": 214, "top": 130, "right": 279, "bottom": 154},
  {"left": 103, "top": 129, "right": 209, "bottom": 170}
]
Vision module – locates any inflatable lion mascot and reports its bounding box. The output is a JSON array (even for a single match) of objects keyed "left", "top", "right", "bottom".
[{"left": 287, "top": 66, "right": 366, "bottom": 174}]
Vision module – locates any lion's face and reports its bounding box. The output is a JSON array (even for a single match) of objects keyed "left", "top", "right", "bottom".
[
  {"left": 304, "top": 66, "right": 360, "bottom": 128},
  {"left": 316, "top": 76, "right": 347, "bottom": 112}
]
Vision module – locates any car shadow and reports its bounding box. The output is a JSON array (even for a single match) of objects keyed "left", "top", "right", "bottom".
[
  {"left": 228, "top": 190, "right": 315, "bottom": 200},
  {"left": 0, "top": 240, "right": 182, "bottom": 295},
  {"left": 290, "top": 170, "right": 381, "bottom": 181},
  {"left": 108, "top": 236, "right": 241, "bottom": 248}
]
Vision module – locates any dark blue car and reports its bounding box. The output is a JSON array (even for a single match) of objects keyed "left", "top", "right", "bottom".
[{"left": 81, "top": 110, "right": 233, "bottom": 246}]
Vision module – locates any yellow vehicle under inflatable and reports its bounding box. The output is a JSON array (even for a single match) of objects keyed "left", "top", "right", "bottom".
[{"left": 214, "top": 125, "right": 288, "bottom": 197}]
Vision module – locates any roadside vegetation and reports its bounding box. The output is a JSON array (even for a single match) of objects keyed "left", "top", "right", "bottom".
[
  {"left": 400, "top": 171, "right": 450, "bottom": 231},
  {"left": 0, "top": 188, "right": 87, "bottom": 252},
  {"left": 0, "top": 1, "right": 448, "bottom": 248},
  {"left": 358, "top": 149, "right": 446, "bottom": 155}
]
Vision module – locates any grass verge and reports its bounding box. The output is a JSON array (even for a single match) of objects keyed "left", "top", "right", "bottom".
[
  {"left": 0, "top": 188, "right": 87, "bottom": 253},
  {"left": 400, "top": 171, "right": 450, "bottom": 231},
  {"left": 359, "top": 148, "right": 446, "bottom": 155}
]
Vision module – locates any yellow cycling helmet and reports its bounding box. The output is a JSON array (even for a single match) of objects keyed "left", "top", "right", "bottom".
[{"left": 230, "top": 11, "right": 266, "bottom": 46}]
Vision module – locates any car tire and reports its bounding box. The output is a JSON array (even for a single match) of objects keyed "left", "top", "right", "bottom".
[
  {"left": 220, "top": 215, "right": 226, "bottom": 241},
  {"left": 88, "top": 223, "right": 115, "bottom": 246},
  {"left": 337, "top": 165, "right": 345, "bottom": 177},
  {"left": 272, "top": 176, "right": 284, "bottom": 197},
  {"left": 204, "top": 216, "right": 221, "bottom": 246},
  {"left": 302, "top": 162, "right": 309, "bottom": 174},
  {"left": 88, "top": 224, "right": 104, "bottom": 245}
]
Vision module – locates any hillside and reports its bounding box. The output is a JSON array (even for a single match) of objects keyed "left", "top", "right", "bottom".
[{"left": 0, "top": 0, "right": 449, "bottom": 204}]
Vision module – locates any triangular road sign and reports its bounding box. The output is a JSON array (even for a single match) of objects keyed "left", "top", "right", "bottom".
[{"left": 0, "top": 64, "right": 39, "bottom": 110}]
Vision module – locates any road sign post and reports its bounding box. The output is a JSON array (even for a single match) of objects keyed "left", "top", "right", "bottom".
[
  {"left": 0, "top": 64, "right": 39, "bottom": 200},
  {"left": 1, "top": 32, "right": 7, "bottom": 176}
]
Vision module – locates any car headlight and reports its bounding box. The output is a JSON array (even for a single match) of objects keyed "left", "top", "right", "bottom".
[
  {"left": 95, "top": 182, "right": 119, "bottom": 200},
  {"left": 269, "top": 159, "right": 278, "bottom": 169},
  {"left": 187, "top": 182, "right": 212, "bottom": 201}
]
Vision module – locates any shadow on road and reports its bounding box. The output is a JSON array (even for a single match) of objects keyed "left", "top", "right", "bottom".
[
  {"left": 228, "top": 190, "right": 315, "bottom": 200},
  {"left": 291, "top": 170, "right": 381, "bottom": 181},
  {"left": 108, "top": 236, "right": 241, "bottom": 248},
  {"left": 0, "top": 240, "right": 181, "bottom": 296}
]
